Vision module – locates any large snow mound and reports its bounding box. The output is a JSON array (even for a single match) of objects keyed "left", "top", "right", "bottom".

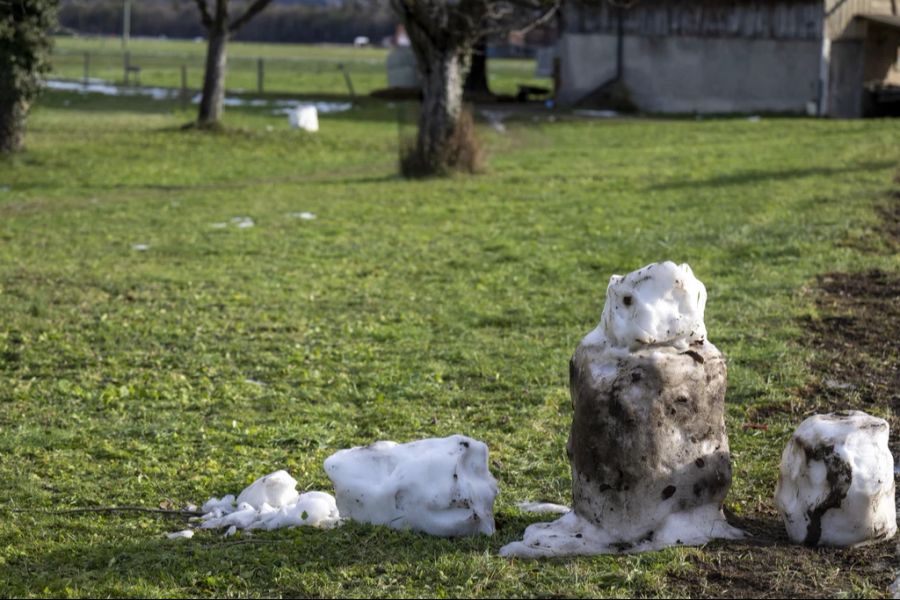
[
  {"left": 324, "top": 435, "right": 499, "bottom": 537},
  {"left": 588, "top": 261, "right": 707, "bottom": 351},
  {"left": 775, "top": 411, "right": 897, "bottom": 547},
  {"left": 198, "top": 470, "right": 340, "bottom": 532}
]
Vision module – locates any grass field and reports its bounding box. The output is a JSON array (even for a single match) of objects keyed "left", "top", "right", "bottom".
[
  {"left": 0, "top": 90, "right": 898, "bottom": 598},
  {"left": 50, "top": 36, "right": 549, "bottom": 98}
]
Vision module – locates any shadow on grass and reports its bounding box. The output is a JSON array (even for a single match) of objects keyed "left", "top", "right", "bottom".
[
  {"left": 0, "top": 512, "right": 563, "bottom": 596},
  {"left": 646, "top": 162, "right": 896, "bottom": 191},
  {"left": 678, "top": 511, "right": 898, "bottom": 598}
]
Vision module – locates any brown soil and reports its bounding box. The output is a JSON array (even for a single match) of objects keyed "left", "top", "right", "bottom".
[{"left": 672, "top": 180, "right": 900, "bottom": 598}]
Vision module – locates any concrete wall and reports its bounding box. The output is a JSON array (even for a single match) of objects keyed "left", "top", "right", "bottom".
[{"left": 558, "top": 33, "right": 821, "bottom": 113}]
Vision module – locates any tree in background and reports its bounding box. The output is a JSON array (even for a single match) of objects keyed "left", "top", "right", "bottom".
[
  {"left": 392, "top": 0, "right": 557, "bottom": 177},
  {"left": 193, "top": 0, "right": 274, "bottom": 127},
  {"left": 0, "top": 0, "right": 58, "bottom": 154}
]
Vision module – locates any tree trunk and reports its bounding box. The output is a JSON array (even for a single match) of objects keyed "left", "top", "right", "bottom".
[
  {"left": 0, "top": 100, "right": 27, "bottom": 154},
  {"left": 463, "top": 38, "right": 490, "bottom": 99},
  {"left": 197, "top": 26, "right": 228, "bottom": 127},
  {"left": 404, "top": 45, "right": 482, "bottom": 176}
]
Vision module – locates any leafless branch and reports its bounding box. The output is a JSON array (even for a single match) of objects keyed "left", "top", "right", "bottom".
[
  {"left": 510, "top": 0, "right": 560, "bottom": 36},
  {"left": 230, "top": 0, "right": 275, "bottom": 33},
  {"left": 193, "top": 0, "right": 214, "bottom": 28}
]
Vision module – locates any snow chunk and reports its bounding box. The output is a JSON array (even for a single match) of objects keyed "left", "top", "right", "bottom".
[
  {"left": 516, "top": 501, "right": 570, "bottom": 514},
  {"left": 591, "top": 261, "right": 707, "bottom": 351},
  {"left": 199, "top": 470, "right": 340, "bottom": 532},
  {"left": 235, "top": 470, "right": 300, "bottom": 509},
  {"left": 288, "top": 106, "right": 319, "bottom": 132},
  {"left": 324, "top": 435, "right": 499, "bottom": 537},
  {"left": 166, "top": 529, "right": 194, "bottom": 540},
  {"left": 775, "top": 411, "right": 897, "bottom": 547}
]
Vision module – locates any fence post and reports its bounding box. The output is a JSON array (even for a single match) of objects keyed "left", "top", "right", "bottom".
[
  {"left": 338, "top": 63, "right": 355, "bottom": 98},
  {"left": 124, "top": 51, "right": 130, "bottom": 85},
  {"left": 83, "top": 52, "right": 90, "bottom": 85},
  {"left": 181, "top": 65, "right": 189, "bottom": 108},
  {"left": 257, "top": 58, "right": 264, "bottom": 94}
]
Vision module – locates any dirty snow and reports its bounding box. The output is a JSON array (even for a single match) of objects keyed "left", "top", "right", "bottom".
[
  {"left": 775, "top": 411, "right": 896, "bottom": 547},
  {"left": 324, "top": 435, "right": 498, "bottom": 537},
  {"left": 500, "top": 261, "right": 742, "bottom": 558}
]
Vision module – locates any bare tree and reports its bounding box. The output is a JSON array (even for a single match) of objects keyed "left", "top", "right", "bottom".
[
  {"left": 391, "top": 0, "right": 558, "bottom": 176},
  {"left": 193, "top": 0, "right": 273, "bottom": 127}
]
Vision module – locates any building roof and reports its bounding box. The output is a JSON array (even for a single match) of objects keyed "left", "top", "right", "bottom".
[{"left": 856, "top": 13, "right": 900, "bottom": 30}]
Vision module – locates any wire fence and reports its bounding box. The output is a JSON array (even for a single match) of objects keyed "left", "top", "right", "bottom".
[
  {"left": 49, "top": 47, "right": 547, "bottom": 99},
  {"left": 50, "top": 48, "right": 385, "bottom": 97}
]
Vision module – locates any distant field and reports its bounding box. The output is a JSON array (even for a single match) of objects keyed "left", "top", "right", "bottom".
[{"left": 51, "top": 36, "right": 549, "bottom": 97}]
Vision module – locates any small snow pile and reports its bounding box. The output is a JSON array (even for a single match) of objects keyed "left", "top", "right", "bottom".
[
  {"left": 501, "top": 261, "right": 741, "bottom": 558},
  {"left": 198, "top": 470, "right": 340, "bottom": 532},
  {"left": 288, "top": 106, "right": 319, "bottom": 132},
  {"left": 288, "top": 211, "right": 316, "bottom": 220},
  {"left": 775, "top": 411, "right": 896, "bottom": 547},
  {"left": 324, "top": 435, "right": 499, "bottom": 537}
]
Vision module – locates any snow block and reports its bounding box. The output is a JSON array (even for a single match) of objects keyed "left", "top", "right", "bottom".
[
  {"left": 501, "top": 261, "right": 742, "bottom": 557},
  {"left": 288, "top": 105, "right": 319, "bottom": 132},
  {"left": 324, "top": 435, "right": 499, "bottom": 537},
  {"left": 775, "top": 411, "right": 897, "bottom": 547}
]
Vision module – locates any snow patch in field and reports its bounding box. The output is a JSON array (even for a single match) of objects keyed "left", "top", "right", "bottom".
[
  {"left": 288, "top": 211, "right": 317, "bottom": 220},
  {"left": 231, "top": 217, "right": 254, "bottom": 229},
  {"left": 166, "top": 529, "right": 194, "bottom": 540}
]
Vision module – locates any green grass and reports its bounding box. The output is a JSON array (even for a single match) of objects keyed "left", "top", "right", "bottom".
[
  {"left": 0, "top": 92, "right": 898, "bottom": 598},
  {"left": 50, "top": 36, "right": 549, "bottom": 97}
]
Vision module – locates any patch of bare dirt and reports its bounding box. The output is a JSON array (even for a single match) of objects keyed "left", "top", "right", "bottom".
[
  {"left": 801, "top": 269, "right": 900, "bottom": 416},
  {"left": 672, "top": 178, "right": 900, "bottom": 598}
]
